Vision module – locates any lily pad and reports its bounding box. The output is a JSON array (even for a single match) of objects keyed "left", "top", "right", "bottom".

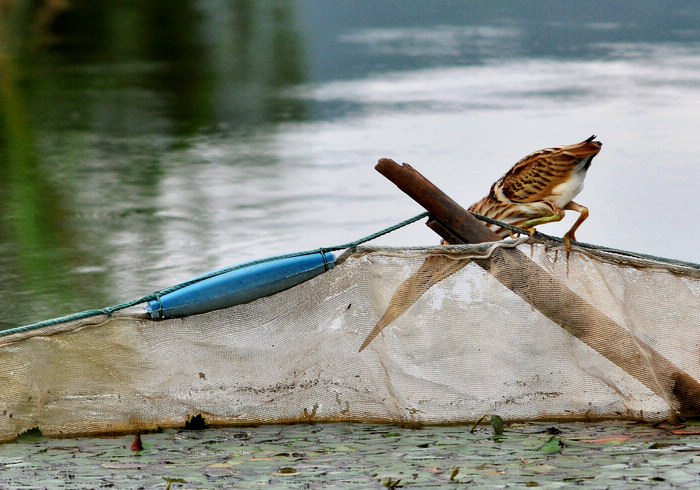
[
  {"left": 539, "top": 436, "right": 562, "bottom": 453},
  {"left": 0, "top": 421, "right": 699, "bottom": 486}
]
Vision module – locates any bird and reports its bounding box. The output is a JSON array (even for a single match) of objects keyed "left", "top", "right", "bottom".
[{"left": 466, "top": 135, "right": 602, "bottom": 253}]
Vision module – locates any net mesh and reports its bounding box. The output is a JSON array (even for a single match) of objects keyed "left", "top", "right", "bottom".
[{"left": 0, "top": 240, "right": 698, "bottom": 440}]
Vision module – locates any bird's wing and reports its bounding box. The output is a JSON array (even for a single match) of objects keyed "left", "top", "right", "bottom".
[{"left": 499, "top": 137, "right": 600, "bottom": 203}]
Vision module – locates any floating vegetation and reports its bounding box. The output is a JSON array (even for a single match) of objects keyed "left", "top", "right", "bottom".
[
  {"left": 470, "top": 413, "right": 504, "bottom": 436},
  {"left": 1, "top": 421, "right": 700, "bottom": 487}
]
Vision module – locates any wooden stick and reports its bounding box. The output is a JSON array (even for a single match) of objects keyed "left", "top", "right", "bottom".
[
  {"left": 376, "top": 159, "right": 499, "bottom": 244},
  {"left": 374, "top": 158, "right": 700, "bottom": 418}
]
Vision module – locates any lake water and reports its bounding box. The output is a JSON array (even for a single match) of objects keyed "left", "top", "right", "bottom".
[{"left": 2, "top": 2, "right": 700, "bottom": 328}]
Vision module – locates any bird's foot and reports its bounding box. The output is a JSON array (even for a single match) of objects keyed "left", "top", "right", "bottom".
[
  {"left": 562, "top": 232, "right": 576, "bottom": 258},
  {"left": 510, "top": 227, "right": 536, "bottom": 240}
]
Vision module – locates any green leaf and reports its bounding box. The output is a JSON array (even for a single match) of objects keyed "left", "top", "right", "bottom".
[
  {"left": 539, "top": 436, "right": 561, "bottom": 453},
  {"left": 491, "top": 415, "right": 504, "bottom": 436}
]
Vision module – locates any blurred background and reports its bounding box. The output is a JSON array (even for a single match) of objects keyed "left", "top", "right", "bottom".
[{"left": 1, "top": 0, "right": 699, "bottom": 328}]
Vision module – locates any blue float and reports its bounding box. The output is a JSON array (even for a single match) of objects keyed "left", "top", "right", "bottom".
[{"left": 146, "top": 251, "right": 336, "bottom": 319}]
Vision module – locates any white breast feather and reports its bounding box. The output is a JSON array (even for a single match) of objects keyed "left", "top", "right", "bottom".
[{"left": 551, "top": 169, "right": 586, "bottom": 207}]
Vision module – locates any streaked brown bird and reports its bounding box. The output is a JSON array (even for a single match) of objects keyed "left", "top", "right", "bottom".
[{"left": 468, "top": 135, "right": 602, "bottom": 253}]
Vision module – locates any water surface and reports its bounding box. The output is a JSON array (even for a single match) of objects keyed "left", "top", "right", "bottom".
[{"left": 1, "top": 2, "right": 699, "bottom": 327}]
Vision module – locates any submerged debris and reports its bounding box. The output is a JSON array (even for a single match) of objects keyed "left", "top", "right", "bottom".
[{"left": 182, "top": 414, "right": 209, "bottom": 431}]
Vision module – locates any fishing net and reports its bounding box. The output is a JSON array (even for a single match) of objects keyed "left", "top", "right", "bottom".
[{"left": 0, "top": 238, "right": 699, "bottom": 441}]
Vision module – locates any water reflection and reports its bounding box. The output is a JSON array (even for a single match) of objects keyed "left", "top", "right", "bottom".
[
  {"left": 1, "top": 2, "right": 699, "bottom": 328},
  {"left": 0, "top": 1, "right": 310, "bottom": 326}
]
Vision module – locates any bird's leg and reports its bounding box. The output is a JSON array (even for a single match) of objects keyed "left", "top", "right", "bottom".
[
  {"left": 520, "top": 209, "right": 566, "bottom": 238},
  {"left": 561, "top": 201, "right": 589, "bottom": 255}
]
